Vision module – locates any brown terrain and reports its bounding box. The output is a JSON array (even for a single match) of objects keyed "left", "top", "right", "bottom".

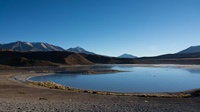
[
  {"left": 1, "top": 51, "right": 200, "bottom": 111},
  {"left": 0, "top": 51, "right": 132, "bottom": 66},
  {"left": 2, "top": 51, "right": 200, "bottom": 67}
]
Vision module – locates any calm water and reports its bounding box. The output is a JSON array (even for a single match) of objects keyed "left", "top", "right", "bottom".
[{"left": 29, "top": 65, "right": 200, "bottom": 93}]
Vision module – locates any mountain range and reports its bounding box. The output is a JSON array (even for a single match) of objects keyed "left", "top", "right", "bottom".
[
  {"left": 1, "top": 41, "right": 200, "bottom": 57},
  {"left": 0, "top": 41, "right": 134, "bottom": 57},
  {"left": 0, "top": 41, "right": 65, "bottom": 52},
  {"left": 0, "top": 41, "right": 97, "bottom": 55},
  {"left": 1, "top": 41, "right": 200, "bottom": 66}
]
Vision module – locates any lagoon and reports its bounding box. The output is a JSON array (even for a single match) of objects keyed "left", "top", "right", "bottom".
[{"left": 29, "top": 65, "right": 200, "bottom": 93}]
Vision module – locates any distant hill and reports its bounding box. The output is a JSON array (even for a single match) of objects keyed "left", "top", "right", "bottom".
[
  {"left": 65, "top": 54, "right": 93, "bottom": 65},
  {"left": 0, "top": 51, "right": 135, "bottom": 66},
  {"left": 177, "top": 45, "right": 200, "bottom": 54},
  {"left": 139, "top": 52, "right": 200, "bottom": 60},
  {"left": 118, "top": 53, "right": 137, "bottom": 59},
  {"left": 0, "top": 41, "right": 65, "bottom": 52},
  {"left": 67, "top": 46, "right": 95, "bottom": 55}
]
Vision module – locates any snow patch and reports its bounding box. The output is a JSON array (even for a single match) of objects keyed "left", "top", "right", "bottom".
[
  {"left": 41, "top": 43, "right": 47, "bottom": 49},
  {"left": 26, "top": 42, "right": 33, "bottom": 47}
]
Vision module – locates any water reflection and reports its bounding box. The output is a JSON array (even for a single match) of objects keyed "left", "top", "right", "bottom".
[
  {"left": 30, "top": 65, "right": 200, "bottom": 93},
  {"left": 184, "top": 69, "right": 200, "bottom": 75}
]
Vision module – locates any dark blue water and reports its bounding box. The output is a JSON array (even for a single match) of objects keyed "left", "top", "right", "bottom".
[{"left": 29, "top": 65, "right": 200, "bottom": 93}]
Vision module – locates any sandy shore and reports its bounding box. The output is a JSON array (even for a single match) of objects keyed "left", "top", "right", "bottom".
[{"left": 0, "top": 66, "right": 200, "bottom": 112}]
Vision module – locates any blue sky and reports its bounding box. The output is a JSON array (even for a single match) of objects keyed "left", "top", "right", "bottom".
[{"left": 0, "top": 0, "right": 200, "bottom": 57}]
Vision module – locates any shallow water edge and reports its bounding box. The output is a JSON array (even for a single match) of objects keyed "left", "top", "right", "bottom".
[{"left": 19, "top": 64, "right": 200, "bottom": 97}]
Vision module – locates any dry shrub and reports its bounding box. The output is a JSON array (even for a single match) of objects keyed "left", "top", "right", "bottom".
[{"left": 30, "top": 81, "right": 66, "bottom": 90}]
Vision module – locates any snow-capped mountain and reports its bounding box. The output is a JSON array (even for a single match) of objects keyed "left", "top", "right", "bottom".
[
  {"left": 67, "top": 46, "right": 95, "bottom": 55},
  {"left": 118, "top": 53, "right": 137, "bottom": 59},
  {"left": 177, "top": 45, "right": 200, "bottom": 54},
  {"left": 0, "top": 41, "right": 65, "bottom": 51}
]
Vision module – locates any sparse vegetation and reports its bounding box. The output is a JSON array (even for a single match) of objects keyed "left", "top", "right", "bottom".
[{"left": 29, "top": 81, "right": 66, "bottom": 90}]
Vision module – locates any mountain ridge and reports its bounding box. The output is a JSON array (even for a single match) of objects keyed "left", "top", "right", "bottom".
[
  {"left": 0, "top": 41, "right": 97, "bottom": 55},
  {"left": 67, "top": 46, "right": 95, "bottom": 55},
  {"left": 177, "top": 45, "right": 200, "bottom": 54},
  {"left": 0, "top": 41, "right": 65, "bottom": 52}
]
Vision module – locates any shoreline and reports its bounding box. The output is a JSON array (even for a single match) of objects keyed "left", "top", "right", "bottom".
[
  {"left": 13, "top": 64, "right": 200, "bottom": 98},
  {"left": 1, "top": 64, "right": 200, "bottom": 111}
]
